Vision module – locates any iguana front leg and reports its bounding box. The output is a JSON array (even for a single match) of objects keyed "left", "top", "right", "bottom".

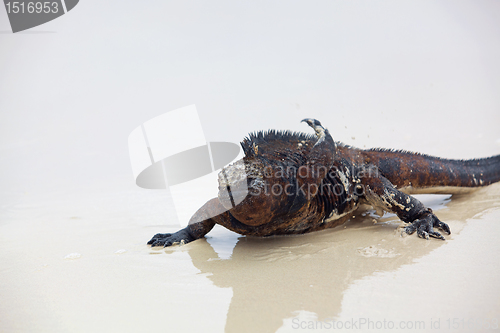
[
  {"left": 360, "top": 170, "right": 451, "bottom": 240},
  {"left": 148, "top": 199, "right": 220, "bottom": 247},
  {"left": 148, "top": 197, "right": 267, "bottom": 247}
]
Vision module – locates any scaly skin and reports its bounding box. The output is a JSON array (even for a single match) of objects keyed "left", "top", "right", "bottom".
[{"left": 148, "top": 119, "right": 500, "bottom": 247}]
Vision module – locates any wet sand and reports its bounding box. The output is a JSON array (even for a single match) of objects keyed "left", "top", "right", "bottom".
[{"left": 1, "top": 181, "right": 499, "bottom": 332}]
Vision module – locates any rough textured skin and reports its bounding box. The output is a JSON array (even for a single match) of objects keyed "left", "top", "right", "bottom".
[{"left": 147, "top": 119, "right": 500, "bottom": 247}]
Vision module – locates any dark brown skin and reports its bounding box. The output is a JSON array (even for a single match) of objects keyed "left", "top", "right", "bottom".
[{"left": 148, "top": 119, "right": 500, "bottom": 247}]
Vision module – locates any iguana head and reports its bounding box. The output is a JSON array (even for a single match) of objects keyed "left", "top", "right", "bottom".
[
  {"left": 217, "top": 131, "right": 314, "bottom": 226},
  {"left": 218, "top": 155, "right": 300, "bottom": 226}
]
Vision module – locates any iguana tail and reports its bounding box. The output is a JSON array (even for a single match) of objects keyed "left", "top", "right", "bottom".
[{"left": 362, "top": 149, "right": 500, "bottom": 194}]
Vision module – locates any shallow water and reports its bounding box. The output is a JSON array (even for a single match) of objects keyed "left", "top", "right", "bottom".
[{"left": 1, "top": 182, "right": 499, "bottom": 332}]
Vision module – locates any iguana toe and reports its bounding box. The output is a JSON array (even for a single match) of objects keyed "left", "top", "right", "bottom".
[
  {"left": 301, "top": 118, "right": 324, "bottom": 135},
  {"left": 403, "top": 211, "right": 450, "bottom": 241},
  {"left": 147, "top": 228, "right": 195, "bottom": 247},
  {"left": 147, "top": 233, "right": 171, "bottom": 245}
]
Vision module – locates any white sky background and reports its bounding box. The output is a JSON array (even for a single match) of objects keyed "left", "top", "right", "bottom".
[{"left": 1, "top": 0, "right": 499, "bottom": 196}]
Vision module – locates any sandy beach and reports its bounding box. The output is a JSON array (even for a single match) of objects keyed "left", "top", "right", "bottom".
[
  {"left": 1, "top": 1, "right": 500, "bottom": 332},
  {"left": 1, "top": 182, "right": 499, "bottom": 332}
]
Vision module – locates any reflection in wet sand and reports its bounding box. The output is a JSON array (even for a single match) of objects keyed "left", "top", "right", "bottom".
[{"left": 165, "top": 184, "right": 500, "bottom": 333}]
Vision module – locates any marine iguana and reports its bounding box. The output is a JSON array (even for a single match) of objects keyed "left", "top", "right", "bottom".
[{"left": 148, "top": 118, "right": 500, "bottom": 247}]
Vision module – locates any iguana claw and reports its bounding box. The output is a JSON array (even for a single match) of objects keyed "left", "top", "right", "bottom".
[
  {"left": 147, "top": 228, "right": 195, "bottom": 247},
  {"left": 403, "top": 210, "right": 451, "bottom": 240}
]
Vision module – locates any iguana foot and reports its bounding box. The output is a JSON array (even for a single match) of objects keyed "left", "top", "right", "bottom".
[
  {"left": 301, "top": 118, "right": 324, "bottom": 137},
  {"left": 147, "top": 228, "right": 195, "bottom": 247},
  {"left": 301, "top": 118, "right": 335, "bottom": 149},
  {"left": 403, "top": 209, "right": 451, "bottom": 240}
]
